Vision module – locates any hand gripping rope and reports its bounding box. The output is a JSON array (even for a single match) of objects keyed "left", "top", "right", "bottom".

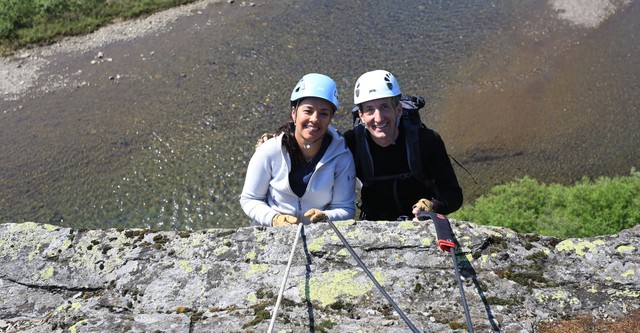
[
  {"left": 327, "top": 220, "right": 421, "bottom": 333},
  {"left": 420, "top": 212, "right": 474, "bottom": 333},
  {"left": 267, "top": 223, "right": 304, "bottom": 333}
]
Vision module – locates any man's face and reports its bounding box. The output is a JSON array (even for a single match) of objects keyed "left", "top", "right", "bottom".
[{"left": 359, "top": 97, "right": 402, "bottom": 147}]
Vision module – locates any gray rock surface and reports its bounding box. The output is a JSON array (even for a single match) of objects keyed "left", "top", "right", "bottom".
[{"left": 1, "top": 220, "right": 638, "bottom": 332}]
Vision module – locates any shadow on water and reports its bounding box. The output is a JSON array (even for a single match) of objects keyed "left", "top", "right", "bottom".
[
  {"left": 439, "top": 0, "right": 640, "bottom": 199},
  {"left": 0, "top": 0, "right": 638, "bottom": 230}
]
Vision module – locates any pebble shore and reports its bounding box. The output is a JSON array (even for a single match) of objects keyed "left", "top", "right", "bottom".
[
  {"left": 1, "top": 0, "right": 629, "bottom": 102},
  {"left": 1, "top": 0, "right": 234, "bottom": 101}
]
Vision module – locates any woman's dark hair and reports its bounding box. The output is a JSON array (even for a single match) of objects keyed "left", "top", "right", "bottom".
[{"left": 276, "top": 121, "right": 305, "bottom": 165}]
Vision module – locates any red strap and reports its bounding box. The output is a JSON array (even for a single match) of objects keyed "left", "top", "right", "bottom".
[{"left": 438, "top": 239, "right": 456, "bottom": 252}]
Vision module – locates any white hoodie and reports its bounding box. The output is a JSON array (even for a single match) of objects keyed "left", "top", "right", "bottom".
[{"left": 240, "top": 125, "right": 356, "bottom": 226}]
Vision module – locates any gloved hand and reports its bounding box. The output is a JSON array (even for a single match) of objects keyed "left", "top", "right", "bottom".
[
  {"left": 304, "top": 208, "right": 328, "bottom": 223},
  {"left": 255, "top": 133, "right": 275, "bottom": 150},
  {"left": 272, "top": 214, "right": 299, "bottom": 227},
  {"left": 412, "top": 198, "right": 434, "bottom": 219}
]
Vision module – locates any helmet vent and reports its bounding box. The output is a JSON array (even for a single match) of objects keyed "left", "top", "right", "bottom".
[
  {"left": 289, "top": 73, "right": 339, "bottom": 110},
  {"left": 353, "top": 70, "right": 400, "bottom": 105}
]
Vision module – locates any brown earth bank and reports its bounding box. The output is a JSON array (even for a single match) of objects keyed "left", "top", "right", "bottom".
[{"left": 538, "top": 308, "right": 640, "bottom": 333}]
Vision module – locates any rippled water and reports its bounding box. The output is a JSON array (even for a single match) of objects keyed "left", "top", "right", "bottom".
[{"left": 1, "top": 0, "right": 638, "bottom": 230}]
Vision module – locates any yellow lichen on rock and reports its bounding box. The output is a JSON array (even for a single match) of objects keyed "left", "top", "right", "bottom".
[
  {"left": 6, "top": 222, "right": 57, "bottom": 232},
  {"left": 346, "top": 227, "right": 362, "bottom": 239},
  {"left": 245, "top": 251, "right": 256, "bottom": 261},
  {"left": 556, "top": 239, "right": 606, "bottom": 256},
  {"left": 179, "top": 260, "right": 193, "bottom": 273},
  {"left": 398, "top": 221, "right": 420, "bottom": 230},
  {"left": 245, "top": 263, "right": 269, "bottom": 279},
  {"left": 39, "top": 266, "right": 54, "bottom": 279},
  {"left": 69, "top": 319, "right": 87, "bottom": 333},
  {"left": 616, "top": 245, "right": 635, "bottom": 253},
  {"left": 299, "top": 269, "right": 386, "bottom": 307},
  {"left": 613, "top": 289, "right": 640, "bottom": 298},
  {"left": 213, "top": 245, "right": 230, "bottom": 256},
  {"left": 621, "top": 269, "right": 636, "bottom": 278},
  {"left": 307, "top": 236, "right": 327, "bottom": 253}
]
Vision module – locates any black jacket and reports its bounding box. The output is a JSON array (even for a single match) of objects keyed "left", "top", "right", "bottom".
[{"left": 344, "top": 123, "right": 463, "bottom": 220}]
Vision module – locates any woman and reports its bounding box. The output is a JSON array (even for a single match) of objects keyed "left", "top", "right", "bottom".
[{"left": 240, "top": 73, "right": 356, "bottom": 227}]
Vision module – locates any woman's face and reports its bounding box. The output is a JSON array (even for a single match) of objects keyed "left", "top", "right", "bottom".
[
  {"left": 291, "top": 97, "right": 333, "bottom": 147},
  {"left": 358, "top": 97, "right": 402, "bottom": 147}
]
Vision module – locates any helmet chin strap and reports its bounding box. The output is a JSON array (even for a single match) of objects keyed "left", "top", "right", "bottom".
[
  {"left": 302, "top": 135, "right": 324, "bottom": 149},
  {"left": 293, "top": 108, "right": 324, "bottom": 149},
  {"left": 391, "top": 115, "right": 400, "bottom": 145}
]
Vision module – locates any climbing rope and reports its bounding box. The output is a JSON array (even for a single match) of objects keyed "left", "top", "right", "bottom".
[
  {"left": 267, "top": 223, "right": 303, "bottom": 332},
  {"left": 327, "top": 220, "right": 420, "bottom": 333}
]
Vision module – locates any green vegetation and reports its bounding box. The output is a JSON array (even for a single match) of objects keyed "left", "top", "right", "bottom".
[
  {"left": 451, "top": 169, "right": 640, "bottom": 238},
  {"left": 316, "top": 319, "right": 336, "bottom": 333},
  {"left": 0, "top": 0, "right": 198, "bottom": 55},
  {"left": 242, "top": 301, "right": 271, "bottom": 329}
]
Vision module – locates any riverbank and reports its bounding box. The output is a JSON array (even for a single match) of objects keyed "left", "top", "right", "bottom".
[
  {"left": 1, "top": 0, "right": 233, "bottom": 101},
  {"left": 2, "top": 0, "right": 630, "bottom": 101}
]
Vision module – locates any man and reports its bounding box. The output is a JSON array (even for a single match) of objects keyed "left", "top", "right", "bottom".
[{"left": 343, "top": 70, "right": 462, "bottom": 221}]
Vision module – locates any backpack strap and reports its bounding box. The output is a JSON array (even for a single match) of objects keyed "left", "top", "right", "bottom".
[
  {"left": 353, "top": 94, "right": 430, "bottom": 187},
  {"left": 402, "top": 112, "right": 427, "bottom": 185},
  {"left": 354, "top": 124, "right": 374, "bottom": 186},
  {"left": 400, "top": 94, "right": 427, "bottom": 186}
]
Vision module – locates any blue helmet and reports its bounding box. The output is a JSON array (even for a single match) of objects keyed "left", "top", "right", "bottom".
[{"left": 290, "top": 73, "right": 339, "bottom": 111}]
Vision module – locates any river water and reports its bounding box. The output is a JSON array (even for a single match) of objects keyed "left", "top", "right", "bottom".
[{"left": 1, "top": 0, "right": 638, "bottom": 230}]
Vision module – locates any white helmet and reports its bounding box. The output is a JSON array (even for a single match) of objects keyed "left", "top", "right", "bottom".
[
  {"left": 353, "top": 70, "right": 401, "bottom": 105},
  {"left": 290, "top": 73, "right": 339, "bottom": 111}
]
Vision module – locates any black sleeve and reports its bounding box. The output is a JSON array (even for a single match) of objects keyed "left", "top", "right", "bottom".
[{"left": 421, "top": 127, "right": 463, "bottom": 215}]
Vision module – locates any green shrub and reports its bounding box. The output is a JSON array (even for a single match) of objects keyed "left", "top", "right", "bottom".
[
  {"left": 451, "top": 169, "right": 640, "bottom": 238},
  {"left": 0, "top": 0, "right": 197, "bottom": 54},
  {"left": 0, "top": 0, "right": 36, "bottom": 38}
]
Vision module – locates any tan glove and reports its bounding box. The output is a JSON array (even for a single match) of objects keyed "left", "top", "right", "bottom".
[
  {"left": 272, "top": 214, "right": 299, "bottom": 227},
  {"left": 412, "top": 198, "right": 434, "bottom": 218},
  {"left": 304, "top": 208, "right": 328, "bottom": 223},
  {"left": 255, "top": 133, "right": 275, "bottom": 150}
]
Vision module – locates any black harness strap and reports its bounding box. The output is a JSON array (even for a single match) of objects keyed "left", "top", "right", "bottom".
[
  {"left": 353, "top": 94, "right": 436, "bottom": 191},
  {"left": 354, "top": 112, "right": 427, "bottom": 187}
]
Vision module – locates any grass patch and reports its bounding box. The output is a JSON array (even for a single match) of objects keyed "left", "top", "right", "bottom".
[
  {"left": 0, "top": 0, "right": 199, "bottom": 55},
  {"left": 451, "top": 169, "right": 640, "bottom": 238}
]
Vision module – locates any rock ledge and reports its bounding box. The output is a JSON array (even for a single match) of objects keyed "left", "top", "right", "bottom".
[{"left": 0, "top": 220, "right": 638, "bottom": 332}]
